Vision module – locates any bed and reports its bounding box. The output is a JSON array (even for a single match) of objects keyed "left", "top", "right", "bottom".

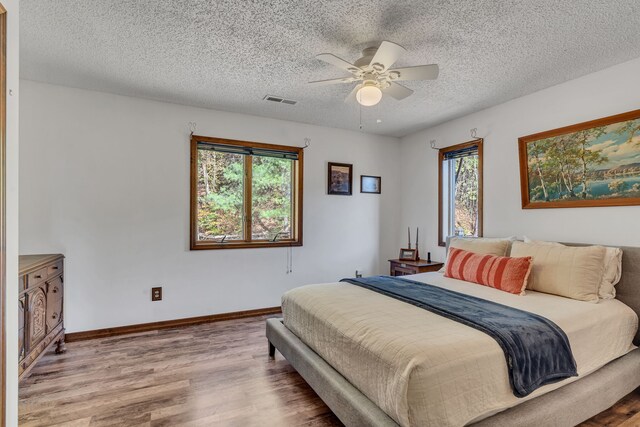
[{"left": 266, "top": 243, "right": 640, "bottom": 427}]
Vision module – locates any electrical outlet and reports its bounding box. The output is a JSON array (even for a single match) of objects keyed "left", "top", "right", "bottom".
[
  {"left": 151, "top": 287, "right": 162, "bottom": 301},
  {"left": 355, "top": 270, "right": 363, "bottom": 278}
]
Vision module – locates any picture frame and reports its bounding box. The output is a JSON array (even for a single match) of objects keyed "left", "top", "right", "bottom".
[
  {"left": 328, "top": 162, "right": 353, "bottom": 195},
  {"left": 360, "top": 175, "right": 381, "bottom": 194},
  {"left": 399, "top": 248, "right": 418, "bottom": 261},
  {"left": 518, "top": 109, "right": 640, "bottom": 209}
]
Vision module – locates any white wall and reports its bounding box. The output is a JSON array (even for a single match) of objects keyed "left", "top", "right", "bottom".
[
  {"left": 19, "top": 80, "right": 400, "bottom": 333},
  {"left": 400, "top": 57, "right": 640, "bottom": 262},
  {"left": 4, "top": 0, "right": 19, "bottom": 425},
  {"left": 18, "top": 47, "right": 640, "bottom": 349}
]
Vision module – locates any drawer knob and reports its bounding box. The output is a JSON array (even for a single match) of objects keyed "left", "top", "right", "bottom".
[
  {"left": 52, "top": 312, "right": 58, "bottom": 319},
  {"left": 52, "top": 287, "right": 58, "bottom": 294},
  {"left": 34, "top": 275, "right": 42, "bottom": 279},
  {"left": 52, "top": 266, "right": 59, "bottom": 270}
]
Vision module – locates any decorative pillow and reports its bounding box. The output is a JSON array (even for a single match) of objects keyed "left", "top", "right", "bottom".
[
  {"left": 444, "top": 247, "right": 533, "bottom": 295},
  {"left": 510, "top": 241, "right": 606, "bottom": 302},
  {"left": 523, "top": 237, "right": 623, "bottom": 299}
]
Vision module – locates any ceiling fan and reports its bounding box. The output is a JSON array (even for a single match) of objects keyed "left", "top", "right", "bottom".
[{"left": 309, "top": 41, "right": 439, "bottom": 107}]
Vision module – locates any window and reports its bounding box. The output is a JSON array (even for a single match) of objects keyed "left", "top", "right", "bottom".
[
  {"left": 438, "top": 139, "right": 483, "bottom": 246},
  {"left": 190, "top": 135, "right": 303, "bottom": 250}
]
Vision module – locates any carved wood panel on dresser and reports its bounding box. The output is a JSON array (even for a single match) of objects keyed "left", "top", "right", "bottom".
[{"left": 19, "top": 254, "right": 66, "bottom": 380}]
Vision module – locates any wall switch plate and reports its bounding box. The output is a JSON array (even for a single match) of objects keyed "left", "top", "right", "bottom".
[{"left": 151, "top": 287, "right": 162, "bottom": 301}]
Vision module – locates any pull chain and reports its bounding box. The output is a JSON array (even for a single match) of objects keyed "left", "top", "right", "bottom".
[
  {"left": 285, "top": 247, "right": 293, "bottom": 274},
  {"left": 289, "top": 247, "right": 293, "bottom": 273}
]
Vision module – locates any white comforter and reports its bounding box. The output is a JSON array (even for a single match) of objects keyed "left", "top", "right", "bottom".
[{"left": 282, "top": 272, "right": 638, "bottom": 427}]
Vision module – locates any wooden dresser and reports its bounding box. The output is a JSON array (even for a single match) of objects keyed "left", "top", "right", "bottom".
[{"left": 19, "top": 254, "right": 66, "bottom": 380}]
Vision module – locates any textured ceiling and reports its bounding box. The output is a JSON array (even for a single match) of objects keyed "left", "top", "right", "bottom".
[{"left": 21, "top": 0, "right": 640, "bottom": 137}]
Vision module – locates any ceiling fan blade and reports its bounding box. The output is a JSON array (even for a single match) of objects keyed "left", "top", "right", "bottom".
[
  {"left": 316, "top": 53, "right": 362, "bottom": 74},
  {"left": 344, "top": 84, "right": 363, "bottom": 103},
  {"left": 388, "top": 64, "right": 439, "bottom": 81},
  {"left": 382, "top": 82, "right": 413, "bottom": 100},
  {"left": 308, "top": 76, "right": 359, "bottom": 86},
  {"left": 369, "top": 41, "right": 406, "bottom": 72}
]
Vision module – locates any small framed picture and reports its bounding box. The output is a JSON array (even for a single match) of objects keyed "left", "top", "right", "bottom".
[
  {"left": 360, "top": 175, "right": 381, "bottom": 194},
  {"left": 328, "top": 162, "right": 353, "bottom": 195},
  {"left": 399, "top": 248, "right": 418, "bottom": 261}
]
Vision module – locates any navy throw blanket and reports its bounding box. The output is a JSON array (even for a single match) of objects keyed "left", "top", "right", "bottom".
[{"left": 340, "top": 275, "right": 577, "bottom": 397}]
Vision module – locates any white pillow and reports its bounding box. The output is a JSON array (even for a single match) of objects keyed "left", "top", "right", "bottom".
[
  {"left": 600, "top": 247, "right": 623, "bottom": 299},
  {"left": 523, "top": 237, "right": 623, "bottom": 299},
  {"left": 449, "top": 236, "right": 515, "bottom": 256},
  {"left": 511, "top": 241, "right": 606, "bottom": 302}
]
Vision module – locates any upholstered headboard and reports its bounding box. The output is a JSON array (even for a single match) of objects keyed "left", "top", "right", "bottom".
[{"left": 444, "top": 238, "right": 640, "bottom": 344}]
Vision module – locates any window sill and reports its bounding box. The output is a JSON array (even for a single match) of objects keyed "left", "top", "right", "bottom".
[{"left": 190, "top": 240, "right": 302, "bottom": 250}]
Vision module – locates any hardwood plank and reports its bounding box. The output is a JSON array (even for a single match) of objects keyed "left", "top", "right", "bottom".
[
  {"left": 49, "top": 418, "right": 92, "bottom": 427},
  {"left": 17, "top": 314, "right": 640, "bottom": 426},
  {"left": 618, "top": 411, "right": 640, "bottom": 427}
]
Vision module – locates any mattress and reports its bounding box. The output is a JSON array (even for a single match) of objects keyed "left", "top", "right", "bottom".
[{"left": 282, "top": 272, "right": 638, "bottom": 427}]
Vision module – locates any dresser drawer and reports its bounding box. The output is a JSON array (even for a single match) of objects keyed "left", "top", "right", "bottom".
[
  {"left": 47, "top": 261, "right": 63, "bottom": 277},
  {"left": 46, "top": 288, "right": 63, "bottom": 331},
  {"left": 27, "top": 268, "right": 47, "bottom": 288}
]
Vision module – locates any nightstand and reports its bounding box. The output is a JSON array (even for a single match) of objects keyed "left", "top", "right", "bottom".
[{"left": 389, "top": 259, "right": 444, "bottom": 276}]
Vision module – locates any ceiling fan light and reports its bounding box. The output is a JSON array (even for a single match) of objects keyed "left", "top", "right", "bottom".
[{"left": 356, "top": 85, "right": 382, "bottom": 106}]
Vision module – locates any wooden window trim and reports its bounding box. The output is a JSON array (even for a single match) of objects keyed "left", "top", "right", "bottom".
[
  {"left": 190, "top": 135, "right": 303, "bottom": 250},
  {"left": 438, "top": 139, "right": 483, "bottom": 247}
]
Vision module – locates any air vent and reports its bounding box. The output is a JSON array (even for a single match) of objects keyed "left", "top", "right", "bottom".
[{"left": 264, "top": 95, "right": 297, "bottom": 105}]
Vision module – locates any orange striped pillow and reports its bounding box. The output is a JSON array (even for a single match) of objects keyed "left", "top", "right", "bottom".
[{"left": 444, "top": 248, "right": 533, "bottom": 295}]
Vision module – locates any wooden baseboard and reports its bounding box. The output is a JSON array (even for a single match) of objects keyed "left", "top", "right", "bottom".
[{"left": 65, "top": 306, "right": 282, "bottom": 342}]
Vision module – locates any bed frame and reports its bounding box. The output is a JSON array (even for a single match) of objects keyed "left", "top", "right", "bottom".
[{"left": 266, "top": 243, "right": 640, "bottom": 427}]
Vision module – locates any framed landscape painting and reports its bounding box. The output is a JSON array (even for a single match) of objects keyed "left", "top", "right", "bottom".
[
  {"left": 327, "top": 162, "right": 352, "bottom": 195},
  {"left": 518, "top": 109, "right": 640, "bottom": 209}
]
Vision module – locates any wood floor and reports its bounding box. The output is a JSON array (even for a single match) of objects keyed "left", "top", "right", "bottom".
[{"left": 18, "top": 314, "right": 640, "bottom": 427}]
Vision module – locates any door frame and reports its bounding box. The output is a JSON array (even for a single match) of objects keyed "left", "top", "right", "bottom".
[{"left": 0, "top": 3, "right": 7, "bottom": 425}]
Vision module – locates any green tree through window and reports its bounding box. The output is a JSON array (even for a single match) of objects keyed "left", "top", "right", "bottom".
[
  {"left": 251, "top": 156, "right": 294, "bottom": 240},
  {"left": 438, "top": 140, "right": 483, "bottom": 246},
  {"left": 191, "top": 136, "right": 303, "bottom": 250}
]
